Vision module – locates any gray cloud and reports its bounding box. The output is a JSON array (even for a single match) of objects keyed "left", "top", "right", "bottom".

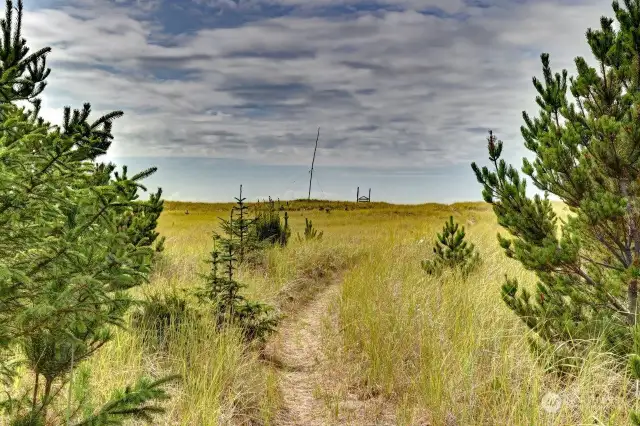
[
  {"left": 224, "top": 48, "right": 317, "bottom": 60},
  {"left": 137, "top": 53, "right": 215, "bottom": 67},
  {"left": 219, "top": 80, "right": 313, "bottom": 102},
  {"left": 26, "top": 0, "right": 606, "bottom": 168}
]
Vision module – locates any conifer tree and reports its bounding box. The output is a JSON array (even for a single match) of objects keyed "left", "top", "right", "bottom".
[
  {"left": 200, "top": 190, "right": 279, "bottom": 342},
  {"left": 421, "top": 216, "right": 479, "bottom": 276},
  {"left": 0, "top": 1, "right": 175, "bottom": 423},
  {"left": 210, "top": 210, "right": 246, "bottom": 317},
  {"left": 280, "top": 211, "right": 291, "bottom": 247},
  {"left": 297, "top": 217, "right": 323, "bottom": 242},
  {"left": 471, "top": 0, "right": 640, "bottom": 359},
  {"left": 221, "top": 185, "right": 255, "bottom": 262},
  {"left": 113, "top": 165, "right": 166, "bottom": 253}
]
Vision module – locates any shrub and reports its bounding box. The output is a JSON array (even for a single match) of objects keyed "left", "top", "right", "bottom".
[
  {"left": 132, "top": 292, "right": 192, "bottom": 347},
  {"left": 421, "top": 216, "right": 479, "bottom": 276},
  {"left": 253, "top": 198, "right": 290, "bottom": 247},
  {"left": 297, "top": 218, "right": 323, "bottom": 242}
]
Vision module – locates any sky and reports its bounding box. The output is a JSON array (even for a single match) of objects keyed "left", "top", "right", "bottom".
[{"left": 22, "top": 0, "right": 607, "bottom": 203}]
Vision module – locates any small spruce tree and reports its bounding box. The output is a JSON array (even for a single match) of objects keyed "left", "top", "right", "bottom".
[
  {"left": 280, "top": 211, "right": 291, "bottom": 247},
  {"left": 222, "top": 185, "right": 256, "bottom": 262},
  {"left": 421, "top": 216, "right": 479, "bottom": 276},
  {"left": 199, "top": 191, "right": 279, "bottom": 343},
  {"left": 297, "top": 217, "right": 323, "bottom": 242}
]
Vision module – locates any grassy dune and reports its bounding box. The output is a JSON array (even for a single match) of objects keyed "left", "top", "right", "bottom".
[{"left": 88, "top": 200, "right": 634, "bottom": 425}]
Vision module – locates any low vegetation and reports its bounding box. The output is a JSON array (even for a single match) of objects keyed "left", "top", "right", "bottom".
[
  {"left": 9, "top": 0, "right": 640, "bottom": 425},
  {"left": 198, "top": 187, "right": 281, "bottom": 343},
  {"left": 421, "top": 215, "right": 480, "bottom": 276},
  {"left": 297, "top": 218, "right": 324, "bottom": 242},
  {"left": 253, "top": 198, "right": 291, "bottom": 248}
]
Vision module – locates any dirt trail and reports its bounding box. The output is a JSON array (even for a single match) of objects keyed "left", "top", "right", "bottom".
[
  {"left": 265, "top": 281, "right": 339, "bottom": 425},
  {"left": 264, "top": 277, "right": 398, "bottom": 426}
]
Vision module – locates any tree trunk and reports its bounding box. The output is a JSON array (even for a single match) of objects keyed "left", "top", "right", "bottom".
[
  {"left": 629, "top": 278, "right": 638, "bottom": 325},
  {"left": 622, "top": 179, "right": 639, "bottom": 324}
]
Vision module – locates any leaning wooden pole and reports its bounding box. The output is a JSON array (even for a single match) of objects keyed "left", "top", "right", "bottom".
[{"left": 308, "top": 127, "right": 320, "bottom": 200}]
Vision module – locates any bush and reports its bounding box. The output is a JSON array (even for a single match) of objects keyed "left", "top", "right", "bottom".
[
  {"left": 132, "top": 293, "right": 192, "bottom": 347},
  {"left": 421, "top": 216, "right": 480, "bottom": 276},
  {"left": 232, "top": 300, "right": 280, "bottom": 343},
  {"left": 253, "top": 198, "right": 291, "bottom": 247},
  {"left": 297, "top": 217, "right": 323, "bottom": 242}
]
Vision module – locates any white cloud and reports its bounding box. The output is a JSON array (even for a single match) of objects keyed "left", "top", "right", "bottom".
[{"left": 24, "top": 0, "right": 607, "bottom": 169}]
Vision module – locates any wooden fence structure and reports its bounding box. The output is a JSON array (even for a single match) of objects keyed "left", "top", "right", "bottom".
[{"left": 356, "top": 187, "right": 371, "bottom": 203}]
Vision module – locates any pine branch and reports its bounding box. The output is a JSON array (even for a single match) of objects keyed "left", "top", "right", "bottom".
[{"left": 73, "top": 375, "right": 179, "bottom": 426}]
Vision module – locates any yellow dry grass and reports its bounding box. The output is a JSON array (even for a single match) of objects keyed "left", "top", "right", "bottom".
[{"left": 86, "top": 200, "right": 636, "bottom": 425}]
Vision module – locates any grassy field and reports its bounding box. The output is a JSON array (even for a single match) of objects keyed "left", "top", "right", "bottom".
[{"left": 87, "top": 199, "right": 635, "bottom": 425}]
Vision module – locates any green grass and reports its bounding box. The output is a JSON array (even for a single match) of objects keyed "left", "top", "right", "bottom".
[{"left": 85, "top": 200, "right": 636, "bottom": 425}]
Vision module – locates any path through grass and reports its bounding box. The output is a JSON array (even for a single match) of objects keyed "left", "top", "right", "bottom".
[{"left": 84, "top": 200, "right": 636, "bottom": 425}]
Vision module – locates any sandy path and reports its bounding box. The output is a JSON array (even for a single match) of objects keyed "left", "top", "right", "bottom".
[
  {"left": 263, "top": 271, "right": 399, "bottom": 426},
  {"left": 265, "top": 281, "right": 339, "bottom": 426}
]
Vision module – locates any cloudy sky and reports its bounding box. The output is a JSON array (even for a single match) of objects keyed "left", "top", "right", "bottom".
[{"left": 23, "top": 0, "right": 606, "bottom": 203}]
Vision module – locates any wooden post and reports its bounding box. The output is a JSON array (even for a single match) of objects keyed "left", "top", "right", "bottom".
[
  {"left": 368, "top": 188, "right": 371, "bottom": 202},
  {"left": 357, "top": 187, "right": 360, "bottom": 202},
  {"left": 308, "top": 127, "right": 320, "bottom": 200}
]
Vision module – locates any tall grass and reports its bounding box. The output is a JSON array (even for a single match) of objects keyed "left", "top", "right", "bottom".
[
  {"left": 334, "top": 204, "right": 634, "bottom": 425},
  {"left": 84, "top": 201, "right": 636, "bottom": 425},
  {"left": 85, "top": 203, "right": 364, "bottom": 424}
]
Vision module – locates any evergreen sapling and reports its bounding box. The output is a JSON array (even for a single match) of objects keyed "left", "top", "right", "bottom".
[
  {"left": 233, "top": 185, "right": 254, "bottom": 261},
  {"left": 199, "top": 188, "right": 279, "bottom": 343},
  {"left": 421, "top": 216, "right": 480, "bottom": 276},
  {"left": 253, "top": 197, "right": 291, "bottom": 247},
  {"left": 297, "top": 218, "right": 323, "bottom": 242}
]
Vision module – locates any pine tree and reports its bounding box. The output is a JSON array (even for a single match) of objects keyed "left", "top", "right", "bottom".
[
  {"left": 280, "top": 211, "right": 291, "bottom": 247},
  {"left": 297, "top": 217, "right": 323, "bottom": 242},
  {"left": 222, "top": 185, "right": 255, "bottom": 262},
  {"left": 115, "top": 166, "right": 166, "bottom": 252},
  {"left": 208, "top": 209, "right": 246, "bottom": 318},
  {"left": 0, "top": 1, "right": 176, "bottom": 423},
  {"left": 471, "top": 0, "right": 640, "bottom": 361},
  {"left": 421, "top": 216, "right": 479, "bottom": 276},
  {"left": 0, "top": 0, "right": 49, "bottom": 104},
  {"left": 200, "top": 196, "right": 279, "bottom": 342}
]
